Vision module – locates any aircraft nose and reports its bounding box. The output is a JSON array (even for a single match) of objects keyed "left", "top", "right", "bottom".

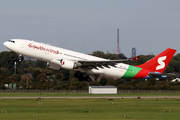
[
  {"left": 3, "top": 41, "right": 7, "bottom": 47},
  {"left": 3, "top": 41, "right": 11, "bottom": 49}
]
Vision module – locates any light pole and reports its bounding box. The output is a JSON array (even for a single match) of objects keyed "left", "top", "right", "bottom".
[{"left": 14, "top": 61, "right": 16, "bottom": 75}]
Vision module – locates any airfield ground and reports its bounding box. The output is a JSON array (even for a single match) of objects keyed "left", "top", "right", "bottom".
[
  {"left": 0, "top": 92, "right": 180, "bottom": 97},
  {"left": 0, "top": 93, "right": 180, "bottom": 120}
]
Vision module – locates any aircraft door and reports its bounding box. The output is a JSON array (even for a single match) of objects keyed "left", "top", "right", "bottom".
[{"left": 20, "top": 42, "right": 24, "bottom": 48}]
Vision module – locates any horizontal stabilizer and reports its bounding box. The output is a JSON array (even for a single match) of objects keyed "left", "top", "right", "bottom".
[{"left": 148, "top": 72, "right": 176, "bottom": 78}]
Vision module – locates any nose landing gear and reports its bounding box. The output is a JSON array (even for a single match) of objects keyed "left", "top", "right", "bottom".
[{"left": 17, "top": 54, "right": 24, "bottom": 62}]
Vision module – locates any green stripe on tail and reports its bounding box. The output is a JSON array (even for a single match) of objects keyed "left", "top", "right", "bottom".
[{"left": 122, "top": 65, "right": 142, "bottom": 79}]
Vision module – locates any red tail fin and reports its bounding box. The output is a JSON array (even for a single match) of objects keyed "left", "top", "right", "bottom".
[{"left": 136, "top": 48, "right": 176, "bottom": 73}]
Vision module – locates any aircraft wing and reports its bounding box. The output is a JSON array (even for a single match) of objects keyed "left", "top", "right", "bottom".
[
  {"left": 148, "top": 72, "right": 176, "bottom": 78},
  {"left": 77, "top": 56, "right": 140, "bottom": 68}
]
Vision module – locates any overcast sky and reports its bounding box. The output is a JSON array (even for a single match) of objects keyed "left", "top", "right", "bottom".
[{"left": 0, "top": 0, "right": 180, "bottom": 57}]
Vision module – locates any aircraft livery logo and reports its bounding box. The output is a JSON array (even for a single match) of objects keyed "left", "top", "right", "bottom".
[
  {"left": 156, "top": 56, "right": 167, "bottom": 70},
  {"left": 28, "top": 43, "right": 59, "bottom": 54}
]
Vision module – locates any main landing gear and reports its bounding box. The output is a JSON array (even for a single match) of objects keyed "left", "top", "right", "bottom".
[{"left": 74, "top": 71, "right": 92, "bottom": 82}]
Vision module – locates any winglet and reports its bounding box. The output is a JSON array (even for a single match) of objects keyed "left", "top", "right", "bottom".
[{"left": 131, "top": 56, "right": 140, "bottom": 61}]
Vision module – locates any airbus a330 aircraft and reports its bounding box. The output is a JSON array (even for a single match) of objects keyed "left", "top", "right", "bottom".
[{"left": 4, "top": 39, "right": 176, "bottom": 79}]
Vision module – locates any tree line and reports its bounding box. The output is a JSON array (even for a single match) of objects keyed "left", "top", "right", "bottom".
[{"left": 0, "top": 51, "right": 180, "bottom": 90}]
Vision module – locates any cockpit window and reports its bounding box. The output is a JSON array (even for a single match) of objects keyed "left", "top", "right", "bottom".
[{"left": 9, "top": 40, "right": 15, "bottom": 43}]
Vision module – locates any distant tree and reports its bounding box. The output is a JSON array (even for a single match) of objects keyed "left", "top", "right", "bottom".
[
  {"left": 155, "top": 81, "right": 170, "bottom": 90},
  {"left": 89, "top": 80, "right": 100, "bottom": 86},
  {"left": 92, "top": 51, "right": 105, "bottom": 58},
  {"left": 35, "top": 60, "right": 46, "bottom": 69},
  {"left": 55, "top": 73, "right": 64, "bottom": 81},
  {"left": 59, "top": 69, "right": 70, "bottom": 80},
  {"left": 13, "top": 74, "right": 21, "bottom": 82},
  {"left": 19, "top": 74, "right": 32, "bottom": 89},
  {"left": 27, "top": 66, "right": 33, "bottom": 73},
  {"left": 106, "top": 78, "right": 119, "bottom": 86},
  {"left": 69, "top": 78, "right": 80, "bottom": 90},
  {"left": 0, "top": 75, "right": 4, "bottom": 81},
  {"left": 118, "top": 53, "right": 127, "bottom": 59},
  {"left": 99, "top": 78, "right": 107, "bottom": 85},
  {"left": 36, "top": 74, "right": 47, "bottom": 81},
  {"left": 136, "top": 55, "right": 154, "bottom": 65},
  {"left": 69, "top": 70, "right": 76, "bottom": 79},
  {"left": 32, "top": 68, "right": 41, "bottom": 80},
  {"left": 0, "top": 67, "right": 10, "bottom": 76},
  {"left": 9, "top": 75, "right": 18, "bottom": 83},
  {"left": 43, "top": 69, "right": 52, "bottom": 75},
  {"left": 4, "top": 76, "right": 12, "bottom": 84},
  {"left": 104, "top": 53, "right": 120, "bottom": 60},
  {"left": 0, "top": 51, "right": 17, "bottom": 75},
  {"left": 19, "top": 60, "right": 31, "bottom": 73},
  {"left": 173, "top": 53, "right": 180, "bottom": 61},
  {"left": 78, "top": 81, "right": 88, "bottom": 90},
  {"left": 41, "top": 79, "right": 51, "bottom": 90},
  {"left": 165, "top": 59, "right": 178, "bottom": 73},
  {"left": 58, "top": 83, "right": 69, "bottom": 90},
  {"left": 0, "top": 84, "right": 5, "bottom": 89}
]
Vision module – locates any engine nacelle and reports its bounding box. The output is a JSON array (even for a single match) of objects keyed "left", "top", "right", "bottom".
[
  {"left": 47, "top": 59, "right": 61, "bottom": 70},
  {"left": 47, "top": 59, "right": 78, "bottom": 70},
  {"left": 47, "top": 62, "right": 60, "bottom": 70},
  {"left": 61, "top": 59, "right": 78, "bottom": 70}
]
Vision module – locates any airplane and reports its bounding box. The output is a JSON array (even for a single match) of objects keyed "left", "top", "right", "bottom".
[{"left": 3, "top": 39, "right": 176, "bottom": 79}]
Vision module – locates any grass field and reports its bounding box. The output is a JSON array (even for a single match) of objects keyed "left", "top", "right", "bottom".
[
  {"left": 0, "top": 94, "right": 180, "bottom": 120},
  {"left": 0, "top": 92, "right": 180, "bottom": 97}
]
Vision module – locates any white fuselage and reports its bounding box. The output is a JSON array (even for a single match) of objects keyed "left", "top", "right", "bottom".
[{"left": 4, "top": 39, "right": 130, "bottom": 78}]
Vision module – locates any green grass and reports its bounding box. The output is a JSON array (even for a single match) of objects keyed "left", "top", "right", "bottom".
[
  {"left": 0, "top": 98, "right": 180, "bottom": 120},
  {"left": 0, "top": 92, "right": 180, "bottom": 97}
]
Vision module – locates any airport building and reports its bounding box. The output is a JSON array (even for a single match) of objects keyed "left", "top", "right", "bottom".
[{"left": 89, "top": 86, "right": 117, "bottom": 94}]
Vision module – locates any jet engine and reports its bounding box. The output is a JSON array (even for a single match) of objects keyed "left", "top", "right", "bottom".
[
  {"left": 47, "top": 62, "right": 60, "bottom": 70},
  {"left": 61, "top": 59, "right": 78, "bottom": 70},
  {"left": 47, "top": 59, "right": 78, "bottom": 70}
]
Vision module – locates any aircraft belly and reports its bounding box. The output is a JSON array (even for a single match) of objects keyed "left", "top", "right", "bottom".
[
  {"left": 102, "top": 64, "right": 142, "bottom": 79},
  {"left": 103, "top": 66, "right": 127, "bottom": 78},
  {"left": 87, "top": 64, "right": 130, "bottom": 78},
  {"left": 88, "top": 68, "right": 104, "bottom": 74}
]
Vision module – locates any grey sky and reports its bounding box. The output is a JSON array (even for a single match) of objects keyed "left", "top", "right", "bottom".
[{"left": 0, "top": 0, "right": 180, "bottom": 57}]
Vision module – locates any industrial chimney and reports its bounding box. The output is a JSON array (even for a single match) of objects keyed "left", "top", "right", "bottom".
[{"left": 117, "top": 28, "right": 120, "bottom": 55}]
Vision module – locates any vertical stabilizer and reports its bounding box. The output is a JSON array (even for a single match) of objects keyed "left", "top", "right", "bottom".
[{"left": 136, "top": 48, "right": 176, "bottom": 73}]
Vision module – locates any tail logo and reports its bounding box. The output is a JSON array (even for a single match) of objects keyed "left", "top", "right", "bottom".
[{"left": 156, "top": 56, "right": 167, "bottom": 70}]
